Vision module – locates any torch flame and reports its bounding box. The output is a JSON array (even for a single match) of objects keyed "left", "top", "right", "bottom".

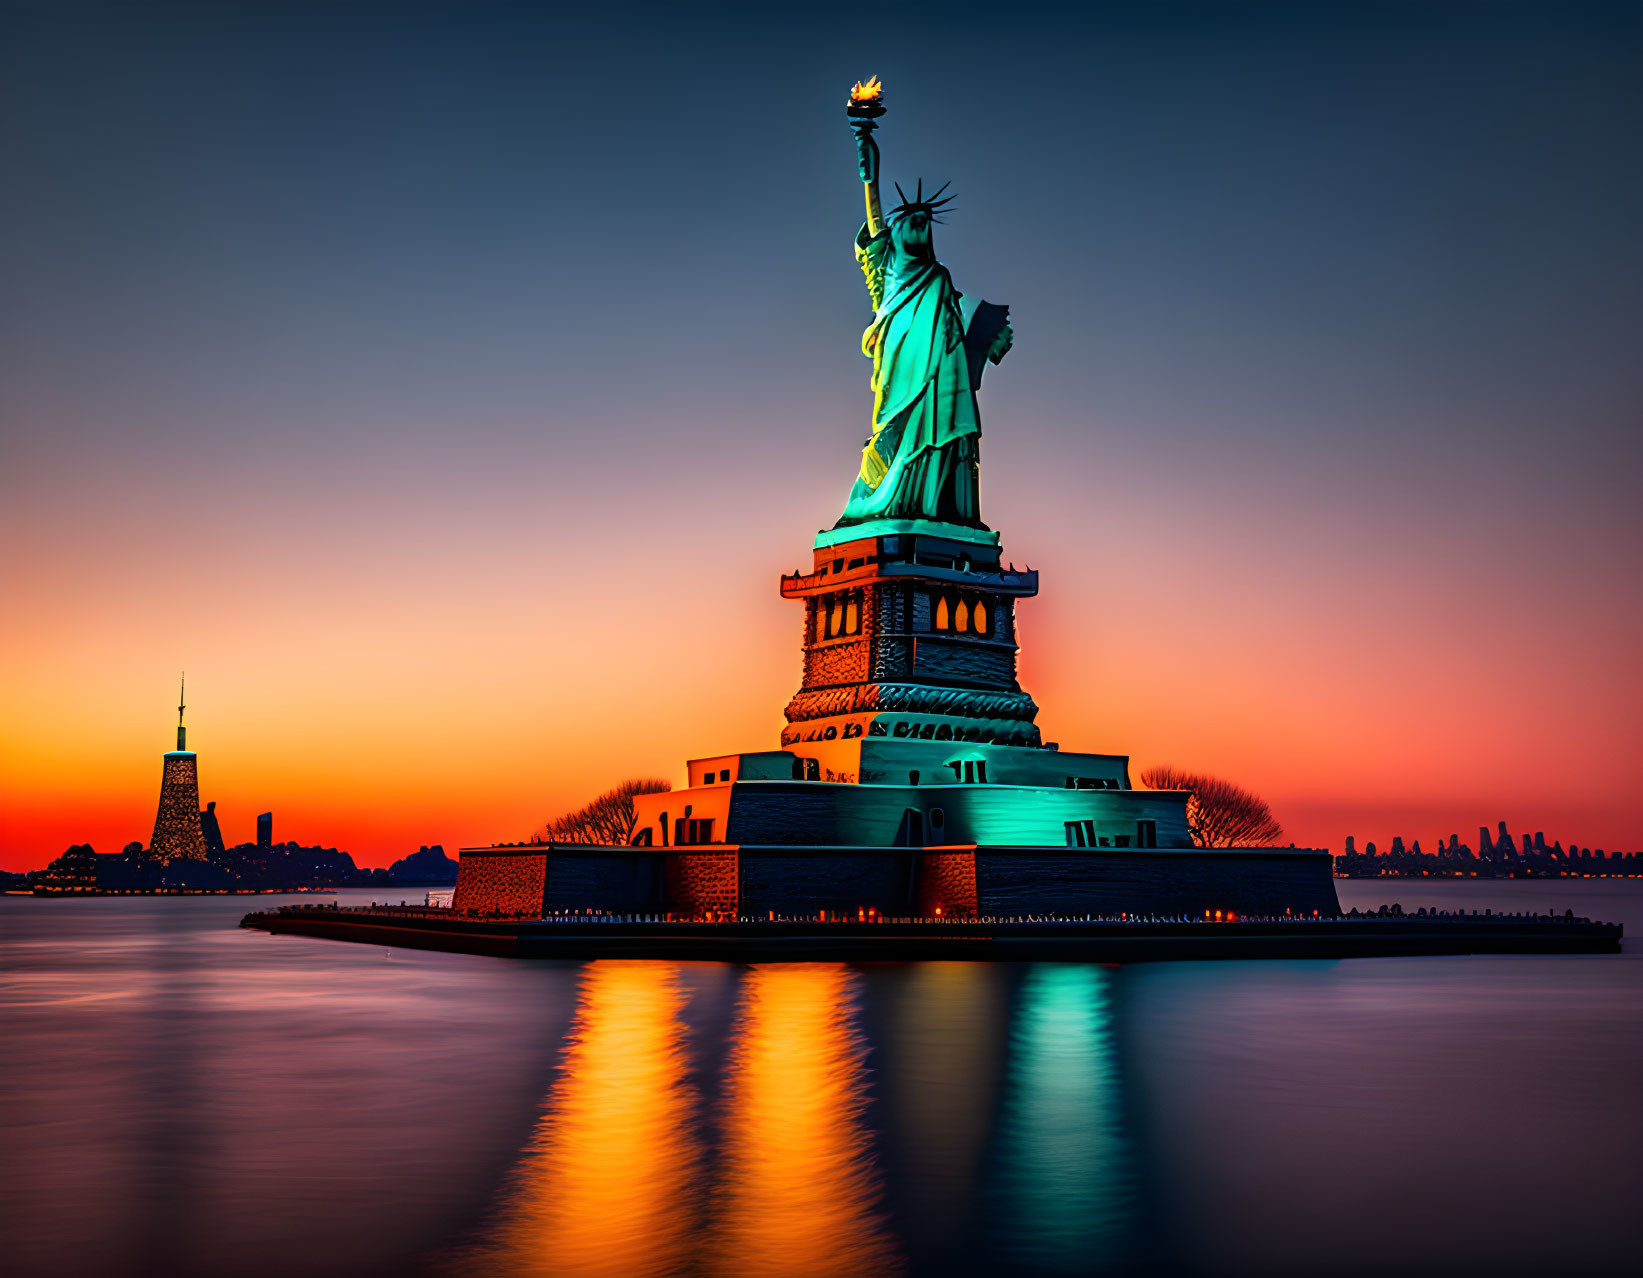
[{"left": 849, "top": 76, "right": 883, "bottom": 103}]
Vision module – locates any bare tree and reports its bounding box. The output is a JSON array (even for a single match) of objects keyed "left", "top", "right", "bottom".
[
  {"left": 1139, "top": 765, "right": 1284, "bottom": 848},
  {"left": 533, "top": 778, "right": 672, "bottom": 846}
]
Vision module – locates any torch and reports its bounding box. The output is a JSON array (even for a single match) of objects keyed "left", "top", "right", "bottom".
[
  {"left": 847, "top": 76, "right": 886, "bottom": 120},
  {"left": 846, "top": 76, "right": 885, "bottom": 184}
]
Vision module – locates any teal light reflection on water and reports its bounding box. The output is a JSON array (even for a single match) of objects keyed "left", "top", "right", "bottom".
[{"left": 991, "top": 964, "right": 1133, "bottom": 1273}]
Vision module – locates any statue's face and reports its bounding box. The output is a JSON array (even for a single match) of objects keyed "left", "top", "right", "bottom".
[{"left": 892, "top": 209, "right": 933, "bottom": 257}]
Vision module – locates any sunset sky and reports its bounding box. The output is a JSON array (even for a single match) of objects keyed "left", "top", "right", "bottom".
[{"left": 2, "top": 2, "right": 1640, "bottom": 871}]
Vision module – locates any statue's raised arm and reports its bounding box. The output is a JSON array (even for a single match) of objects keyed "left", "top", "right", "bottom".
[{"left": 847, "top": 77, "right": 886, "bottom": 236}]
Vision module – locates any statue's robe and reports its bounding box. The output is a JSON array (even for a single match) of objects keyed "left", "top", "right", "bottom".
[{"left": 836, "top": 220, "right": 1009, "bottom": 528}]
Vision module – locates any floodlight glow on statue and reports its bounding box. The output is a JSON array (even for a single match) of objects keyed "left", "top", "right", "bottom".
[{"left": 837, "top": 77, "right": 1013, "bottom": 535}]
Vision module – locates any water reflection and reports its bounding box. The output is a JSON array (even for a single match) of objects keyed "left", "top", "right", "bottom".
[
  {"left": 990, "top": 964, "right": 1134, "bottom": 1274},
  {"left": 463, "top": 961, "right": 701, "bottom": 1277},
  {"left": 130, "top": 923, "right": 206, "bottom": 1276},
  {"left": 709, "top": 964, "right": 899, "bottom": 1277},
  {"left": 884, "top": 963, "right": 1005, "bottom": 1264},
  {"left": 12, "top": 888, "right": 1641, "bottom": 1278}
]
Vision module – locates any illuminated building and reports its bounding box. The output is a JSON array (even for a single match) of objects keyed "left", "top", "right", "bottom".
[{"left": 148, "top": 675, "right": 209, "bottom": 862}]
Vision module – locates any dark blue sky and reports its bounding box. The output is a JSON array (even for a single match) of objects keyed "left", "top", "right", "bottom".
[
  {"left": 5, "top": 2, "right": 1638, "bottom": 503},
  {"left": 7, "top": 4, "right": 1638, "bottom": 423}
]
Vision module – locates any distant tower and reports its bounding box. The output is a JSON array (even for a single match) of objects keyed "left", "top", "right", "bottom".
[
  {"left": 149, "top": 674, "right": 209, "bottom": 862},
  {"left": 257, "top": 812, "right": 273, "bottom": 850}
]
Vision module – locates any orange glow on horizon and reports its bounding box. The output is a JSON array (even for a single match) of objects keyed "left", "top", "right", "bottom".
[{"left": 1, "top": 407, "right": 1638, "bottom": 872}]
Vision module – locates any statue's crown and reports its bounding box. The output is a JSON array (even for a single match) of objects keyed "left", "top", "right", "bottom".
[{"left": 889, "top": 179, "right": 955, "bottom": 224}]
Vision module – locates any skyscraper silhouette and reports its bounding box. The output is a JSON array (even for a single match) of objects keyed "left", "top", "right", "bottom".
[{"left": 149, "top": 674, "right": 209, "bottom": 862}]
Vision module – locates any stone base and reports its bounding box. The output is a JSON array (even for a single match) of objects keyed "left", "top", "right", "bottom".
[
  {"left": 450, "top": 843, "right": 1342, "bottom": 922},
  {"left": 451, "top": 850, "right": 547, "bottom": 917},
  {"left": 664, "top": 851, "right": 738, "bottom": 917},
  {"left": 915, "top": 850, "right": 979, "bottom": 917},
  {"left": 780, "top": 710, "right": 1041, "bottom": 748},
  {"left": 815, "top": 517, "right": 1000, "bottom": 550}
]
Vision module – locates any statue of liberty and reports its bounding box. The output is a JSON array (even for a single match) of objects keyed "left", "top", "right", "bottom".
[{"left": 836, "top": 78, "right": 1013, "bottom": 532}]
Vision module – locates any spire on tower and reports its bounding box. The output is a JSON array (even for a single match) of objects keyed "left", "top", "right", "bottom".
[{"left": 177, "top": 672, "right": 187, "bottom": 752}]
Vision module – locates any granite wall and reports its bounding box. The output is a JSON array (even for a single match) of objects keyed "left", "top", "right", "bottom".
[
  {"left": 452, "top": 851, "right": 547, "bottom": 917},
  {"left": 546, "top": 851, "right": 663, "bottom": 913},
  {"left": 450, "top": 844, "right": 1340, "bottom": 921},
  {"left": 664, "top": 851, "right": 739, "bottom": 917},
  {"left": 915, "top": 851, "right": 978, "bottom": 917},
  {"left": 976, "top": 849, "right": 1340, "bottom": 918},
  {"left": 738, "top": 851, "right": 912, "bottom": 917}
]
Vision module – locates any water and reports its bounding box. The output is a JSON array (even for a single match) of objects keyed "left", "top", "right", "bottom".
[{"left": 2, "top": 882, "right": 1639, "bottom": 1277}]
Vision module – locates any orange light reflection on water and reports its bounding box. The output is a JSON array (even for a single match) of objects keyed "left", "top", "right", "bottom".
[
  {"left": 466, "top": 961, "right": 700, "bottom": 1278},
  {"left": 708, "top": 964, "right": 899, "bottom": 1277}
]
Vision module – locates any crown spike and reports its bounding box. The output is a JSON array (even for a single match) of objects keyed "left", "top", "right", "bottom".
[{"left": 887, "top": 179, "right": 957, "bottom": 223}]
